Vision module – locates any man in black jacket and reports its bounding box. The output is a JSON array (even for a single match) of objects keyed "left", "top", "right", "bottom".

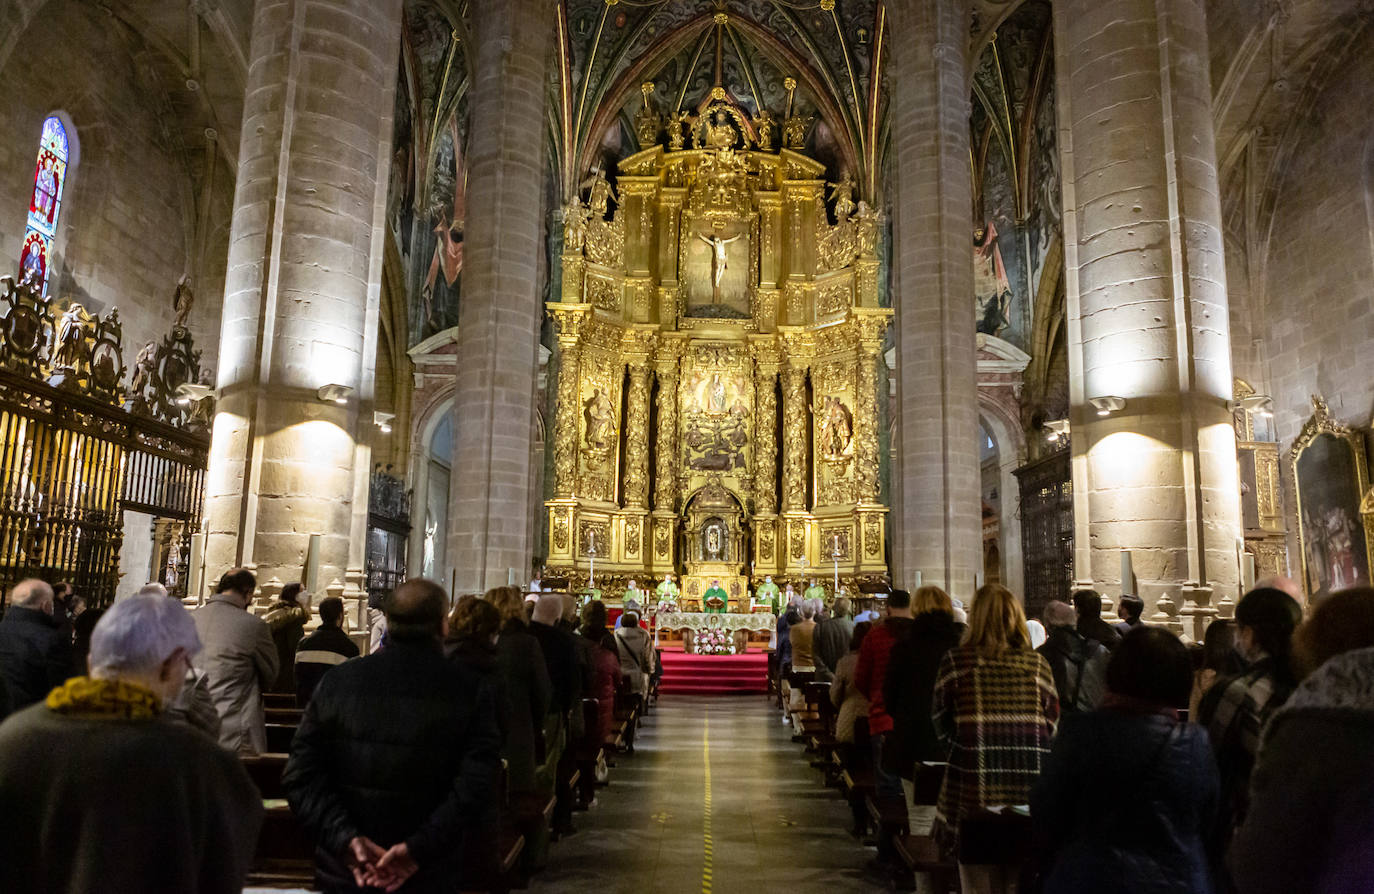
[
  {"left": 0, "top": 579, "right": 73, "bottom": 709},
  {"left": 284, "top": 578, "right": 501, "bottom": 893},
  {"left": 293, "top": 596, "right": 361, "bottom": 707},
  {"left": 1073, "top": 588, "right": 1122, "bottom": 651}
]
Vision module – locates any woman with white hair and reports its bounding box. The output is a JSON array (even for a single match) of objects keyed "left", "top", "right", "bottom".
[{"left": 0, "top": 593, "right": 263, "bottom": 894}]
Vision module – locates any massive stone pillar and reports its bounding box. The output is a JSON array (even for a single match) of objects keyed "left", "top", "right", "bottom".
[
  {"left": 204, "top": 0, "right": 401, "bottom": 608},
  {"left": 447, "top": 0, "right": 553, "bottom": 593},
  {"left": 888, "top": 0, "right": 982, "bottom": 594},
  {"left": 1055, "top": 0, "right": 1242, "bottom": 628}
]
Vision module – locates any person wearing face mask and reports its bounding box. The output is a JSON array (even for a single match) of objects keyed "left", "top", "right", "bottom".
[
  {"left": 0, "top": 592, "right": 263, "bottom": 894},
  {"left": 1194, "top": 586, "right": 1301, "bottom": 881}
]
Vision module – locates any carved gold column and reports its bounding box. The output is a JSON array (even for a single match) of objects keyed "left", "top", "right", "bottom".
[
  {"left": 653, "top": 354, "right": 680, "bottom": 511},
  {"left": 753, "top": 357, "right": 779, "bottom": 514},
  {"left": 550, "top": 309, "right": 585, "bottom": 499},
  {"left": 782, "top": 364, "right": 808, "bottom": 513},
  {"left": 854, "top": 314, "right": 886, "bottom": 503},
  {"left": 623, "top": 359, "right": 652, "bottom": 508}
]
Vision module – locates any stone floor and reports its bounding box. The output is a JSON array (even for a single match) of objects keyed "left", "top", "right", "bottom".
[{"left": 528, "top": 694, "right": 877, "bottom": 894}]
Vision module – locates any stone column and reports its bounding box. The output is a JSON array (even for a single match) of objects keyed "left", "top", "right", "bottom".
[
  {"left": 623, "top": 360, "right": 652, "bottom": 508},
  {"left": 1055, "top": 0, "right": 1242, "bottom": 622},
  {"left": 447, "top": 0, "right": 553, "bottom": 593},
  {"left": 203, "top": 0, "right": 402, "bottom": 608},
  {"left": 781, "top": 364, "right": 809, "bottom": 512},
  {"left": 888, "top": 0, "right": 982, "bottom": 594}
]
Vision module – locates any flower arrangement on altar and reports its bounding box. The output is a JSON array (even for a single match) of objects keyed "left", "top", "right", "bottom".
[{"left": 696, "top": 626, "right": 734, "bottom": 655}]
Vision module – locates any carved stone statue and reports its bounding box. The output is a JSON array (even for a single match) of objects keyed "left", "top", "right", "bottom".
[
  {"left": 820, "top": 395, "right": 854, "bottom": 459},
  {"left": 52, "top": 304, "right": 86, "bottom": 372},
  {"left": 172, "top": 276, "right": 194, "bottom": 329},
  {"left": 129, "top": 342, "right": 156, "bottom": 397}
]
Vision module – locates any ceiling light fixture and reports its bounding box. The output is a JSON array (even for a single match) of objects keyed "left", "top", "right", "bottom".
[{"left": 1089, "top": 396, "right": 1127, "bottom": 417}]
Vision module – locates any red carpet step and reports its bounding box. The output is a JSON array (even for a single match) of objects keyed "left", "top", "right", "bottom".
[{"left": 657, "top": 650, "right": 769, "bottom": 696}]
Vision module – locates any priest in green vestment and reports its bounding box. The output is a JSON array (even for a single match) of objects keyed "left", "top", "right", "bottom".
[
  {"left": 702, "top": 579, "right": 729, "bottom": 613},
  {"left": 656, "top": 573, "right": 679, "bottom": 605},
  {"left": 753, "top": 576, "right": 781, "bottom": 614},
  {"left": 803, "top": 578, "right": 828, "bottom": 605}
]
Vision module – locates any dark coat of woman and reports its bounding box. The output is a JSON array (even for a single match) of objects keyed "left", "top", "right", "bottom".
[
  {"left": 1229, "top": 645, "right": 1374, "bottom": 894},
  {"left": 577, "top": 624, "right": 619, "bottom": 747},
  {"left": 495, "top": 620, "right": 551, "bottom": 792},
  {"left": 263, "top": 600, "right": 308, "bottom": 693},
  {"left": 1032, "top": 707, "right": 1218, "bottom": 894},
  {"left": 883, "top": 609, "right": 962, "bottom": 773}
]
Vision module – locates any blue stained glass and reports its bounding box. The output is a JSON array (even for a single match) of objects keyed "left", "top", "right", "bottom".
[{"left": 21, "top": 116, "right": 70, "bottom": 295}]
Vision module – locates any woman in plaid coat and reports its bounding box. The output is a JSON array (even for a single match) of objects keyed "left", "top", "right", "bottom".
[{"left": 933, "top": 584, "right": 1059, "bottom": 892}]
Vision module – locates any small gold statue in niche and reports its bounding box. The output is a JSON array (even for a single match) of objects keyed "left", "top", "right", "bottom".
[
  {"left": 583, "top": 387, "right": 616, "bottom": 452},
  {"left": 819, "top": 395, "right": 854, "bottom": 461}
]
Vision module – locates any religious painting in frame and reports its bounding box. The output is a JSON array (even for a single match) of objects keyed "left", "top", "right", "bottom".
[{"left": 1291, "top": 395, "right": 1374, "bottom": 601}]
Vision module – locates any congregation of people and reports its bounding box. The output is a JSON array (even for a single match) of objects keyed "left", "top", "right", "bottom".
[
  {"left": 0, "top": 571, "right": 657, "bottom": 893},
  {"left": 775, "top": 579, "right": 1374, "bottom": 894},
  {"left": 0, "top": 565, "right": 1371, "bottom": 892}
]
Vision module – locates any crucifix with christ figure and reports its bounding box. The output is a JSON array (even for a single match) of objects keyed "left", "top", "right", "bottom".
[{"left": 696, "top": 230, "right": 743, "bottom": 303}]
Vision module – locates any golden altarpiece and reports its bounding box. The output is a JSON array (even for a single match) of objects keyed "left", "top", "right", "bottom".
[{"left": 545, "top": 96, "right": 890, "bottom": 610}]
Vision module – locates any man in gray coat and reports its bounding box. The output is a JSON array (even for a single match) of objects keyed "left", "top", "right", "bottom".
[{"left": 192, "top": 568, "right": 278, "bottom": 753}]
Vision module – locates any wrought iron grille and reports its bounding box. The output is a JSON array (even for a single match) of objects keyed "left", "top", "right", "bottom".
[
  {"left": 1015, "top": 448, "right": 1073, "bottom": 618},
  {"left": 0, "top": 275, "right": 211, "bottom": 608}
]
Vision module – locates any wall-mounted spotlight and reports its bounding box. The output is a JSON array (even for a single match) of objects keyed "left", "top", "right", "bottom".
[
  {"left": 374, "top": 411, "right": 395, "bottom": 435},
  {"left": 1227, "top": 394, "right": 1274, "bottom": 418},
  {"left": 1044, "top": 418, "right": 1070, "bottom": 444},
  {"left": 317, "top": 383, "right": 354, "bottom": 405},
  {"left": 174, "top": 381, "right": 213, "bottom": 407},
  {"left": 1089, "top": 396, "right": 1127, "bottom": 417}
]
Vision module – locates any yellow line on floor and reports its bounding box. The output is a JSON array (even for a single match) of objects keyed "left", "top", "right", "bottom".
[{"left": 702, "top": 715, "right": 713, "bottom": 894}]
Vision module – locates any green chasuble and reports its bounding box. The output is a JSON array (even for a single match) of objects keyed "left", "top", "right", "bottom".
[
  {"left": 755, "top": 581, "right": 781, "bottom": 613},
  {"left": 656, "top": 580, "right": 679, "bottom": 602},
  {"left": 803, "top": 584, "right": 827, "bottom": 604},
  {"left": 702, "top": 585, "right": 729, "bottom": 613}
]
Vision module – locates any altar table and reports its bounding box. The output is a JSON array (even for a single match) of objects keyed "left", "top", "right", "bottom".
[{"left": 654, "top": 611, "right": 777, "bottom": 652}]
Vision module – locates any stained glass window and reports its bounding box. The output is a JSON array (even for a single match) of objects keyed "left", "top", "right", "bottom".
[{"left": 20, "top": 116, "right": 70, "bottom": 295}]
